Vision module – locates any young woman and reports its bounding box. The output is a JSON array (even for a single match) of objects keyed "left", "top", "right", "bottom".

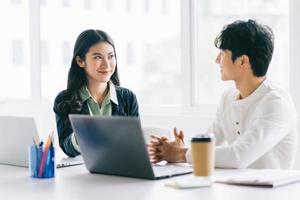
[{"left": 53, "top": 30, "right": 139, "bottom": 157}]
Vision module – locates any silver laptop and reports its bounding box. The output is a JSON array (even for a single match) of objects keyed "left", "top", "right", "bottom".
[
  {"left": 0, "top": 116, "right": 83, "bottom": 168},
  {"left": 69, "top": 114, "right": 192, "bottom": 179}
]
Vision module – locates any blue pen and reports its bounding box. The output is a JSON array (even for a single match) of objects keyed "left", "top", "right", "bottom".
[
  {"left": 30, "top": 145, "right": 37, "bottom": 177},
  {"left": 51, "top": 147, "right": 55, "bottom": 177},
  {"left": 44, "top": 147, "right": 53, "bottom": 177},
  {"left": 37, "top": 144, "right": 43, "bottom": 177},
  {"left": 50, "top": 146, "right": 55, "bottom": 177},
  {"left": 48, "top": 144, "right": 55, "bottom": 177}
]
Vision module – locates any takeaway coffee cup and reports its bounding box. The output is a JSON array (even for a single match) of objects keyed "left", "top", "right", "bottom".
[{"left": 191, "top": 134, "right": 215, "bottom": 177}]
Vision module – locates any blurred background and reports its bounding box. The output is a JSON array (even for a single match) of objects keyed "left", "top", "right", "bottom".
[{"left": 0, "top": 0, "right": 292, "bottom": 107}]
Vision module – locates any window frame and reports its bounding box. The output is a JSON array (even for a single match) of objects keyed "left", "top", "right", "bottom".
[
  {"left": 29, "top": 0, "right": 42, "bottom": 101},
  {"left": 27, "top": 0, "right": 300, "bottom": 116},
  {"left": 290, "top": 0, "right": 300, "bottom": 115}
]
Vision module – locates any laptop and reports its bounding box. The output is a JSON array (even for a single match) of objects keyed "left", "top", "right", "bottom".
[
  {"left": 0, "top": 116, "right": 83, "bottom": 168},
  {"left": 69, "top": 114, "right": 193, "bottom": 180}
]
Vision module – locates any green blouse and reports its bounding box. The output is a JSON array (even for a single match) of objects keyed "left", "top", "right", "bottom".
[{"left": 79, "top": 82, "right": 118, "bottom": 116}]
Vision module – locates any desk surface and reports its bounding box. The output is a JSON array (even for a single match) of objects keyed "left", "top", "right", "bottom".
[{"left": 1, "top": 165, "right": 300, "bottom": 200}]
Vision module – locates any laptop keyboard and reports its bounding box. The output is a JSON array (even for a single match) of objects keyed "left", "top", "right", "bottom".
[
  {"left": 152, "top": 163, "right": 193, "bottom": 178},
  {"left": 56, "top": 155, "right": 84, "bottom": 168}
]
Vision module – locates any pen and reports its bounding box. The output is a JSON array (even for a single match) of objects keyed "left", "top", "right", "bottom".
[
  {"left": 32, "top": 138, "right": 38, "bottom": 148},
  {"left": 33, "top": 133, "right": 40, "bottom": 149},
  {"left": 30, "top": 145, "right": 38, "bottom": 177},
  {"left": 38, "top": 135, "right": 52, "bottom": 177}
]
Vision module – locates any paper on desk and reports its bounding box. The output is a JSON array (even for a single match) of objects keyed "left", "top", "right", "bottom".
[
  {"left": 165, "top": 176, "right": 213, "bottom": 189},
  {"left": 215, "top": 169, "right": 300, "bottom": 188}
]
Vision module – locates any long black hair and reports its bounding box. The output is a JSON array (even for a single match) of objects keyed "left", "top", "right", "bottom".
[
  {"left": 67, "top": 29, "right": 120, "bottom": 92},
  {"left": 58, "top": 29, "right": 120, "bottom": 114}
]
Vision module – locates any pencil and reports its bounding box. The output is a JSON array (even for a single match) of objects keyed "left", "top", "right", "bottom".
[{"left": 38, "top": 135, "right": 52, "bottom": 177}]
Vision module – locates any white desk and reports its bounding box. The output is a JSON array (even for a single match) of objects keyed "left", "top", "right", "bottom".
[{"left": 1, "top": 165, "right": 300, "bottom": 200}]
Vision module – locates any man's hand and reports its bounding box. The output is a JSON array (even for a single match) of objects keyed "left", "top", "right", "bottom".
[{"left": 148, "top": 128, "right": 187, "bottom": 163}]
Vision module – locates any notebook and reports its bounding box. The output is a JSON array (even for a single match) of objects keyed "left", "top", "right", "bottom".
[
  {"left": 215, "top": 169, "right": 300, "bottom": 188},
  {"left": 69, "top": 115, "right": 193, "bottom": 179},
  {"left": 0, "top": 116, "right": 83, "bottom": 168}
]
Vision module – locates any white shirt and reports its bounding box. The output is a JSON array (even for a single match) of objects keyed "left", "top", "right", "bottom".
[{"left": 187, "top": 79, "right": 298, "bottom": 169}]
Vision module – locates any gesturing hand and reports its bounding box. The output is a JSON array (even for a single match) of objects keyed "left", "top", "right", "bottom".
[{"left": 148, "top": 128, "right": 187, "bottom": 163}]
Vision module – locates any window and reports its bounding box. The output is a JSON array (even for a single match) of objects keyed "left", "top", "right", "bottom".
[
  {"left": 1, "top": 0, "right": 300, "bottom": 115},
  {"left": 40, "top": 0, "right": 181, "bottom": 105},
  {"left": 0, "top": 1, "right": 30, "bottom": 100},
  {"left": 41, "top": 40, "right": 49, "bottom": 65},
  {"left": 62, "top": 40, "right": 71, "bottom": 65},
  {"left": 193, "top": 0, "right": 289, "bottom": 105},
  {"left": 84, "top": 0, "right": 92, "bottom": 10},
  {"left": 11, "top": 40, "right": 24, "bottom": 66}
]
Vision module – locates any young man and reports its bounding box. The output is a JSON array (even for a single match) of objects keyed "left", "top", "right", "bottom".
[{"left": 149, "top": 19, "right": 298, "bottom": 169}]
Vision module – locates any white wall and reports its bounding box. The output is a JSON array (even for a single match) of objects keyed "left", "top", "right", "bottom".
[
  {"left": 290, "top": 0, "right": 300, "bottom": 114},
  {"left": 141, "top": 114, "right": 213, "bottom": 144}
]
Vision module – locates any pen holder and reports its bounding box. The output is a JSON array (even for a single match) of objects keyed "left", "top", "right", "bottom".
[{"left": 29, "top": 145, "right": 55, "bottom": 178}]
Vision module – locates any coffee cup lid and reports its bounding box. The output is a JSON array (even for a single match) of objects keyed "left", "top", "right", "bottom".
[{"left": 191, "top": 134, "right": 214, "bottom": 142}]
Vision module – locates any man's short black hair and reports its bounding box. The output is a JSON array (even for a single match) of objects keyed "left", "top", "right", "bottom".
[{"left": 214, "top": 19, "right": 274, "bottom": 77}]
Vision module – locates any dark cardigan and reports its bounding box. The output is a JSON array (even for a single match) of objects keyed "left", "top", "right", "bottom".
[{"left": 53, "top": 86, "right": 139, "bottom": 157}]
